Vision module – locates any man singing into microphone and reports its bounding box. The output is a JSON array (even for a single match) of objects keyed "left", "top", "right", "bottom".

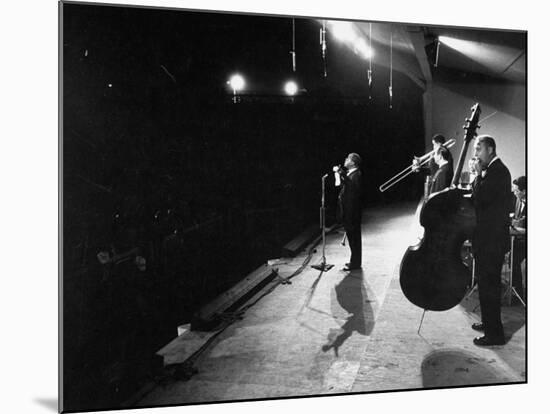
[{"left": 338, "top": 153, "right": 363, "bottom": 271}]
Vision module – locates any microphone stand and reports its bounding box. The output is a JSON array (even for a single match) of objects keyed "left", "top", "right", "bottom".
[{"left": 311, "top": 174, "right": 334, "bottom": 271}]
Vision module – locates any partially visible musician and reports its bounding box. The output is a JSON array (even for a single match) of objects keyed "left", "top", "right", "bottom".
[
  {"left": 510, "top": 175, "right": 526, "bottom": 301},
  {"left": 457, "top": 157, "right": 477, "bottom": 189},
  {"left": 429, "top": 146, "right": 453, "bottom": 195},
  {"left": 468, "top": 157, "right": 478, "bottom": 185},
  {"left": 470, "top": 135, "right": 511, "bottom": 346},
  {"left": 412, "top": 134, "right": 454, "bottom": 198},
  {"left": 412, "top": 134, "right": 454, "bottom": 177},
  {"left": 511, "top": 176, "right": 527, "bottom": 229}
]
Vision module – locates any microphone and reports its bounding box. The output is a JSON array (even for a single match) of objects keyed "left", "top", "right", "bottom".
[{"left": 333, "top": 165, "right": 343, "bottom": 187}]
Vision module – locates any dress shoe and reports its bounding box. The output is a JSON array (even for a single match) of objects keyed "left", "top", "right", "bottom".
[
  {"left": 471, "top": 322, "right": 484, "bottom": 332},
  {"left": 473, "top": 335, "right": 505, "bottom": 346}
]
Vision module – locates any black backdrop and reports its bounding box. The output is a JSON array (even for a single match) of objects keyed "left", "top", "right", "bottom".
[{"left": 62, "top": 3, "right": 425, "bottom": 410}]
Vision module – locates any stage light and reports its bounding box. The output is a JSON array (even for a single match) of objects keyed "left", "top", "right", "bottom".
[
  {"left": 438, "top": 35, "right": 483, "bottom": 57},
  {"left": 227, "top": 74, "right": 245, "bottom": 92},
  {"left": 354, "top": 38, "right": 373, "bottom": 59},
  {"left": 284, "top": 81, "right": 298, "bottom": 96},
  {"left": 434, "top": 38, "right": 441, "bottom": 67},
  {"left": 437, "top": 35, "right": 519, "bottom": 72},
  {"left": 330, "top": 21, "right": 357, "bottom": 43},
  {"left": 227, "top": 74, "right": 245, "bottom": 103},
  {"left": 438, "top": 36, "right": 458, "bottom": 48}
]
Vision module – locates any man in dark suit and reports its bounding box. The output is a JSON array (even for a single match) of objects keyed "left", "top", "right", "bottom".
[
  {"left": 338, "top": 153, "right": 363, "bottom": 271},
  {"left": 511, "top": 176, "right": 527, "bottom": 228},
  {"left": 470, "top": 135, "right": 511, "bottom": 346},
  {"left": 510, "top": 175, "right": 526, "bottom": 300},
  {"left": 429, "top": 146, "right": 454, "bottom": 195},
  {"left": 412, "top": 134, "right": 454, "bottom": 198}
]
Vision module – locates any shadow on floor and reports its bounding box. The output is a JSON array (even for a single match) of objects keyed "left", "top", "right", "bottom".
[
  {"left": 322, "top": 271, "right": 375, "bottom": 356},
  {"left": 421, "top": 348, "right": 523, "bottom": 388}
]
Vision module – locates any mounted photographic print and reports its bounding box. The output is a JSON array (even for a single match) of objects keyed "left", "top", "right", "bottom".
[{"left": 60, "top": 1, "right": 526, "bottom": 412}]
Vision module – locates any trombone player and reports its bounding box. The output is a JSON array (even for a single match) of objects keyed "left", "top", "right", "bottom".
[
  {"left": 412, "top": 134, "right": 454, "bottom": 197},
  {"left": 378, "top": 134, "right": 456, "bottom": 194}
]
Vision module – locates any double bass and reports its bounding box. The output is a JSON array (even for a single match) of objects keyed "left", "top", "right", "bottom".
[{"left": 399, "top": 103, "right": 481, "bottom": 311}]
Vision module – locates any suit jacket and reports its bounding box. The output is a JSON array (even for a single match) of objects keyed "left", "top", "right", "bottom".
[
  {"left": 339, "top": 169, "right": 362, "bottom": 230},
  {"left": 419, "top": 153, "right": 454, "bottom": 178},
  {"left": 472, "top": 158, "right": 511, "bottom": 254},
  {"left": 430, "top": 162, "right": 453, "bottom": 194},
  {"left": 513, "top": 197, "right": 527, "bottom": 228}
]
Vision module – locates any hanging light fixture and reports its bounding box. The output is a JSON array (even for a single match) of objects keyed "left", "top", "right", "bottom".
[
  {"left": 290, "top": 18, "right": 296, "bottom": 72},
  {"left": 368, "top": 22, "right": 373, "bottom": 100},
  {"left": 434, "top": 37, "right": 441, "bottom": 67},
  {"left": 389, "top": 27, "right": 393, "bottom": 109},
  {"left": 320, "top": 20, "right": 327, "bottom": 77}
]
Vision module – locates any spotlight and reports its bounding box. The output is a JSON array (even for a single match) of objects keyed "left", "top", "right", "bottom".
[
  {"left": 227, "top": 74, "right": 245, "bottom": 103},
  {"left": 354, "top": 38, "right": 373, "bottom": 59},
  {"left": 227, "top": 74, "right": 245, "bottom": 92},
  {"left": 330, "top": 21, "right": 357, "bottom": 43},
  {"left": 434, "top": 38, "right": 441, "bottom": 67},
  {"left": 284, "top": 81, "right": 298, "bottom": 96},
  {"left": 425, "top": 37, "right": 439, "bottom": 68}
]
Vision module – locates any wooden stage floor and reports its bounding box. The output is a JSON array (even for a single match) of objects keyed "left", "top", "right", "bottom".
[{"left": 132, "top": 202, "right": 526, "bottom": 407}]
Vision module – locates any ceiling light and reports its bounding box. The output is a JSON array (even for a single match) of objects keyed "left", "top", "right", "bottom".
[
  {"left": 354, "top": 38, "right": 373, "bottom": 59},
  {"left": 227, "top": 74, "right": 245, "bottom": 92},
  {"left": 330, "top": 21, "right": 357, "bottom": 43},
  {"left": 284, "top": 81, "right": 298, "bottom": 96}
]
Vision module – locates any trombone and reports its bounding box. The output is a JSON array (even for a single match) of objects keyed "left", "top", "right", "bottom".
[{"left": 379, "top": 139, "right": 456, "bottom": 192}]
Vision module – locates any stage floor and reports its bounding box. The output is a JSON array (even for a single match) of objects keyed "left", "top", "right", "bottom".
[{"left": 134, "top": 202, "right": 526, "bottom": 407}]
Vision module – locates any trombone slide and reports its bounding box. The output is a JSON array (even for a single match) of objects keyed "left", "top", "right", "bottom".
[{"left": 379, "top": 138, "right": 456, "bottom": 192}]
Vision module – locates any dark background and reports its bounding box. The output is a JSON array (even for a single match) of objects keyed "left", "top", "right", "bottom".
[{"left": 62, "top": 3, "right": 425, "bottom": 410}]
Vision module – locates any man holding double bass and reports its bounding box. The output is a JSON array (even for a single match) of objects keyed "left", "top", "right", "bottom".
[{"left": 470, "top": 135, "right": 511, "bottom": 346}]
